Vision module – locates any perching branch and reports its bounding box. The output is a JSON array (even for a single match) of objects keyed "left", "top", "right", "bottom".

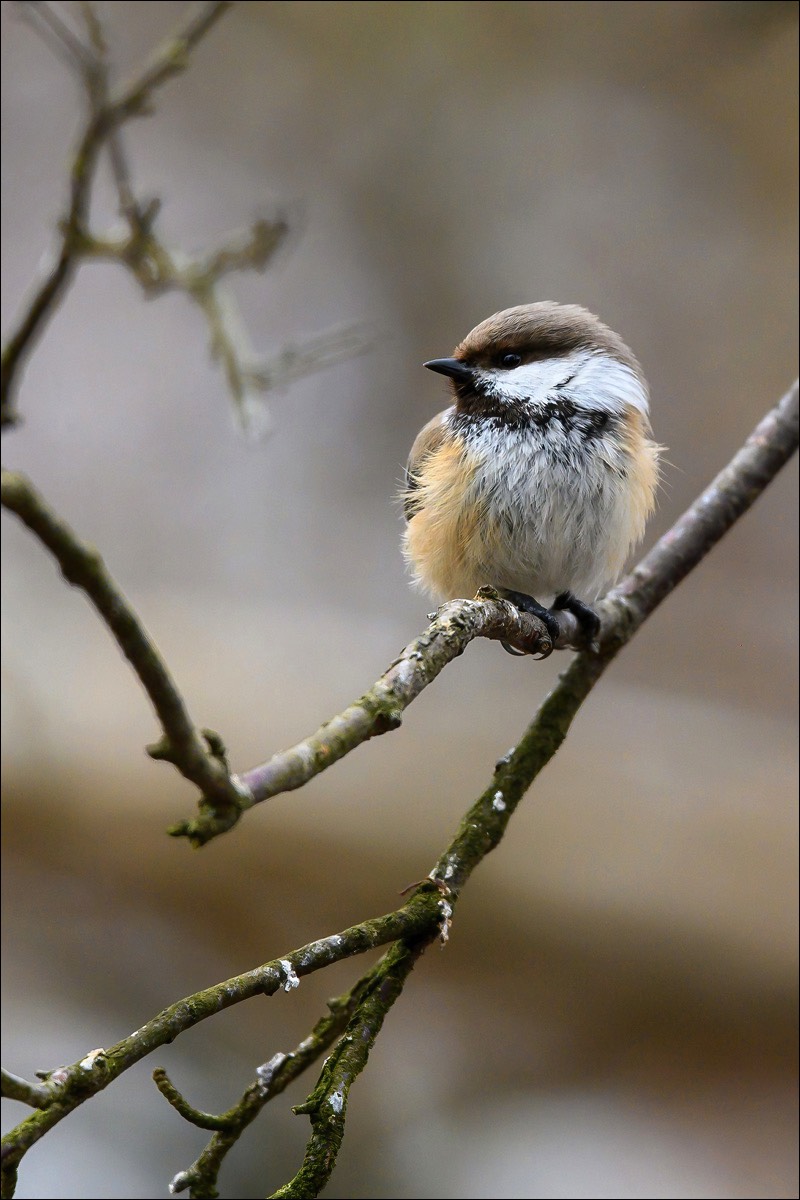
[
  {"left": 251, "top": 378, "right": 798, "bottom": 1200},
  {"left": 0, "top": 469, "right": 574, "bottom": 840},
  {"left": 0, "top": 467, "right": 248, "bottom": 816},
  {"left": 170, "top": 379, "right": 800, "bottom": 848},
  {"left": 170, "top": 587, "right": 579, "bottom": 845}
]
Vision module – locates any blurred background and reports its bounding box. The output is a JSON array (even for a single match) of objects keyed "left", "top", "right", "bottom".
[{"left": 1, "top": 2, "right": 797, "bottom": 1197}]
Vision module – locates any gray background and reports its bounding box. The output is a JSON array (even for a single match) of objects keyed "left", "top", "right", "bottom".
[{"left": 2, "top": 3, "right": 797, "bottom": 1197}]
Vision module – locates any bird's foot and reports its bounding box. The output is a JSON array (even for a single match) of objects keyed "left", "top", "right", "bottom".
[
  {"left": 499, "top": 589, "right": 562, "bottom": 656},
  {"left": 552, "top": 591, "right": 601, "bottom": 644}
]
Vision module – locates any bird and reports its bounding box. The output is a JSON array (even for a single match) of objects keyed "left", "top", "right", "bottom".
[{"left": 401, "top": 302, "right": 660, "bottom": 650}]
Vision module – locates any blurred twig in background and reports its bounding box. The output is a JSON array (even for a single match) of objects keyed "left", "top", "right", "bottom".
[{"left": 0, "top": 0, "right": 367, "bottom": 434}]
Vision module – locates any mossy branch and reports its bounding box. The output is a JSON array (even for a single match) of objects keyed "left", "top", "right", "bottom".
[
  {"left": 0, "top": 892, "right": 442, "bottom": 1193},
  {"left": 0, "top": 1070, "right": 52, "bottom": 1111},
  {"left": 270, "top": 939, "right": 425, "bottom": 1200},
  {"left": 164, "top": 962, "right": 397, "bottom": 1198}
]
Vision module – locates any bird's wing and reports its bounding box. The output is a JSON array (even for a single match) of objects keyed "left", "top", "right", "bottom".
[{"left": 403, "top": 407, "right": 453, "bottom": 520}]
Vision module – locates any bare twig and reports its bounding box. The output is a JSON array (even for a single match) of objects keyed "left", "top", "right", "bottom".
[
  {"left": 1, "top": 1, "right": 369, "bottom": 433},
  {"left": 0, "top": 468, "right": 248, "bottom": 817},
  {"left": 77, "top": 2, "right": 107, "bottom": 57},
  {"left": 64, "top": 218, "right": 370, "bottom": 429},
  {"left": 17, "top": 2, "right": 94, "bottom": 71},
  {"left": 0, "top": 112, "right": 99, "bottom": 425},
  {"left": 2, "top": 3, "right": 234, "bottom": 427},
  {"left": 154, "top": 1070, "right": 243, "bottom": 1133},
  {"left": 109, "top": 1, "right": 233, "bottom": 121}
]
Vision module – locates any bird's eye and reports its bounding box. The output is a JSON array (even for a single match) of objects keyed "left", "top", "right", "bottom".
[{"left": 500, "top": 353, "right": 522, "bottom": 369}]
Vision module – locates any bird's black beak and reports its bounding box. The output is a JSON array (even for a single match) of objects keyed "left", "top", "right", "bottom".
[{"left": 423, "top": 357, "right": 475, "bottom": 384}]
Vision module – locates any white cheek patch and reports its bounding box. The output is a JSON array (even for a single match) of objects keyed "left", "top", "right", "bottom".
[
  {"left": 578, "top": 353, "right": 650, "bottom": 416},
  {"left": 479, "top": 355, "right": 577, "bottom": 403},
  {"left": 480, "top": 350, "right": 649, "bottom": 417}
]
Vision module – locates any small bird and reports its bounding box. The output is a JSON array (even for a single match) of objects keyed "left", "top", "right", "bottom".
[{"left": 401, "top": 302, "right": 660, "bottom": 648}]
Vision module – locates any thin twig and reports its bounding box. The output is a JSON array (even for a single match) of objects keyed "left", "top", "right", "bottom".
[
  {"left": 0, "top": 1071, "right": 51, "bottom": 1111},
  {"left": 165, "top": 975, "right": 378, "bottom": 1197},
  {"left": 109, "top": 1, "right": 233, "bottom": 122},
  {"left": 16, "top": 1, "right": 94, "bottom": 71},
  {"left": 77, "top": 2, "right": 107, "bottom": 57},
  {"left": 62, "top": 219, "right": 368, "bottom": 429},
  {"left": 0, "top": 112, "right": 100, "bottom": 426},
  {"left": 169, "top": 593, "right": 574, "bottom": 846},
  {"left": 76, "top": 1, "right": 150, "bottom": 229},
  {"left": 0, "top": 468, "right": 247, "bottom": 816},
  {"left": 1, "top": 2, "right": 235, "bottom": 427},
  {"left": 2, "top": 2, "right": 369, "bottom": 435},
  {"left": 154, "top": 1070, "right": 242, "bottom": 1132}
]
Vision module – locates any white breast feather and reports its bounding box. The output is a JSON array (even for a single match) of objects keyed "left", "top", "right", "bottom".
[{"left": 457, "top": 351, "right": 651, "bottom": 602}]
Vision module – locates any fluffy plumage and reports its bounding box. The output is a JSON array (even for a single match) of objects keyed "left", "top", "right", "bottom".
[{"left": 402, "top": 302, "right": 660, "bottom": 607}]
